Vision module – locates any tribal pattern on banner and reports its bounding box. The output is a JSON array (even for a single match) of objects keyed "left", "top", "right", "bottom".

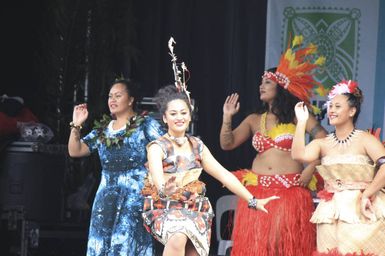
[
  {"left": 283, "top": 7, "right": 360, "bottom": 86},
  {"left": 266, "top": 0, "right": 380, "bottom": 130}
]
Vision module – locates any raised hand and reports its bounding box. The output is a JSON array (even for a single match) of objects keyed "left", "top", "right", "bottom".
[
  {"left": 294, "top": 101, "right": 309, "bottom": 123},
  {"left": 72, "top": 103, "right": 89, "bottom": 126},
  {"left": 256, "top": 195, "right": 280, "bottom": 213},
  {"left": 223, "top": 93, "right": 240, "bottom": 117}
]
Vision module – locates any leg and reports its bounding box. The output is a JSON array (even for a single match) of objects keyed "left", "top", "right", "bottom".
[
  {"left": 163, "top": 233, "right": 188, "bottom": 256},
  {"left": 185, "top": 238, "right": 199, "bottom": 256}
]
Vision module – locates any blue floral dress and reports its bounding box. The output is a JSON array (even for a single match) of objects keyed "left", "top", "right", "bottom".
[{"left": 82, "top": 115, "right": 165, "bottom": 256}]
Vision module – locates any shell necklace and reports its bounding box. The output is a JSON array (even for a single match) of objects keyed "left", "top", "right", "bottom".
[
  {"left": 327, "top": 128, "right": 359, "bottom": 149},
  {"left": 167, "top": 133, "right": 187, "bottom": 146}
]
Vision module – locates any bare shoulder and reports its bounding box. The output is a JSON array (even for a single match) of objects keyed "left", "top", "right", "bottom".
[
  {"left": 310, "top": 137, "right": 326, "bottom": 146},
  {"left": 358, "top": 130, "right": 380, "bottom": 144},
  {"left": 245, "top": 113, "right": 260, "bottom": 131},
  {"left": 245, "top": 113, "right": 259, "bottom": 121},
  {"left": 308, "top": 135, "right": 329, "bottom": 154},
  {"left": 147, "top": 142, "right": 163, "bottom": 154},
  {"left": 356, "top": 129, "right": 385, "bottom": 159}
]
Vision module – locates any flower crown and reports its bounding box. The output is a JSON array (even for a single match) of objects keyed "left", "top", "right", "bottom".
[
  {"left": 327, "top": 80, "right": 359, "bottom": 100},
  {"left": 262, "top": 35, "right": 325, "bottom": 106},
  {"left": 168, "top": 37, "right": 193, "bottom": 110}
]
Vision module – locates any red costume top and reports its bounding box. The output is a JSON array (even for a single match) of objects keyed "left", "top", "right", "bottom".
[{"left": 251, "top": 112, "right": 295, "bottom": 153}]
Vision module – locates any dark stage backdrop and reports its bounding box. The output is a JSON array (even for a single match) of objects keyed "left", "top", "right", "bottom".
[
  {"left": 130, "top": 1, "right": 269, "bottom": 251},
  {"left": 1, "top": 0, "right": 268, "bottom": 253}
]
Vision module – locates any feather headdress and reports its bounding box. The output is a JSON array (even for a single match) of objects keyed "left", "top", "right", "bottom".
[{"left": 263, "top": 35, "right": 325, "bottom": 106}]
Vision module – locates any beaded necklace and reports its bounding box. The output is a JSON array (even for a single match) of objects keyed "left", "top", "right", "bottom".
[
  {"left": 327, "top": 128, "right": 359, "bottom": 149},
  {"left": 167, "top": 133, "right": 187, "bottom": 146}
]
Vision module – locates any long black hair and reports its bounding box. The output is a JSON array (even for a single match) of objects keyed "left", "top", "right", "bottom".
[{"left": 256, "top": 67, "right": 300, "bottom": 124}]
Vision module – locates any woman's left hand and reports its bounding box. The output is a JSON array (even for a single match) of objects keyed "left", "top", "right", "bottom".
[
  {"left": 256, "top": 195, "right": 280, "bottom": 213},
  {"left": 360, "top": 194, "right": 376, "bottom": 221}
]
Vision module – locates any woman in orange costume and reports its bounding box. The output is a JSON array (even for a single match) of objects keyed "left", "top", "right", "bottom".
[{"left": 220, "top": 36, "right": 327, "bottom": 255}]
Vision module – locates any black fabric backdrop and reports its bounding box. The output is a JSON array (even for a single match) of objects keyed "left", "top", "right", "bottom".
[
  {"left": 131, "top": 1, "right": 269, "bottom": 251},
  {"left": 131, "top": 0, "right": 268, "bottom": 178},
  {"left": 1, "top": 0, "right": 269, "bottom": 253}
]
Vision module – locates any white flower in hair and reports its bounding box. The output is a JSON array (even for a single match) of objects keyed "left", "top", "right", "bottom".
[{"left": 327, "top": 80, "right": 358, "bottom": 100}]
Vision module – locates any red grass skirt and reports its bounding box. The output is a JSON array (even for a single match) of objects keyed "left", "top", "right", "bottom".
[{"left": 231, "top": 170, "right": 316, "bottom": 256}]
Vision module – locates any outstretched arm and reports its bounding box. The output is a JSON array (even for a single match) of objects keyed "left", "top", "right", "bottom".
[{"left": 201, "top": 145, "right": 279, "bottom": 213}]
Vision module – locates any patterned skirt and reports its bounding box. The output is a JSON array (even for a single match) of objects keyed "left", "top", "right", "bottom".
[
  {"left": 311, "top": 180, "right": 385, "bottom": 256},
  {"left": 142, "top": 196, "right": 214, "bottom": 256},
  {"left": 231, "top": 170, "right": 316, "bottom": 256}
]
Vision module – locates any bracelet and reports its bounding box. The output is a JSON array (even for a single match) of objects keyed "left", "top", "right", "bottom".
[
  {"left": 70, "top": 121, "right": 82, "bottom": 130},
  {"left": 158, "top": 184, "right": 167, "bottom": 199},
  {"left": 248, "top": 197, "right": 258, "bottom": 209},
  {"left": 375, "top": 156, "right": 385, "bottom": 175}
]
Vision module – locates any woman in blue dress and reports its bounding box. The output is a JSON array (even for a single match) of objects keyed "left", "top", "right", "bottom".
[{"left": 68, "top": 79, "right": 165, "bottom": 256}]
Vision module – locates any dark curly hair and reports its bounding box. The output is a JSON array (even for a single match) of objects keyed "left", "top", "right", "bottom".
[
  {"left": 343, "top": 87, "right": 363, "bottom": 124},
  {"left": 110, "top": 78, "right": 142, "bottom": 109},
  {"left": 154, "top": 85, "right": 192, "bottom": 115},
  {"left": 256, "top": 67, "right": 301, "bottom": 124}
]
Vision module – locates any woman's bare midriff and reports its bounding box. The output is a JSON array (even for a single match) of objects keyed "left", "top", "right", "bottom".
[{"left": 251, "top": 148, "right": 303, "bottom": 175}]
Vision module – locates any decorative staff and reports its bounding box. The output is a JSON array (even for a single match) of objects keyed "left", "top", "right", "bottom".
[{"left": 168, "top": 37, "right": 192, "bottom": 109}]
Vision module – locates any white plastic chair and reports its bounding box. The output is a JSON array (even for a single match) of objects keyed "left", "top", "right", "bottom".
[{"left": 215, "top": 195, "right": 239, "bottom": 256}]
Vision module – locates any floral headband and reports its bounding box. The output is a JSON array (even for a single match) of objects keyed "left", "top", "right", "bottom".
[{"left": 327, "top": 80, "right": 359, "bottom": 100}]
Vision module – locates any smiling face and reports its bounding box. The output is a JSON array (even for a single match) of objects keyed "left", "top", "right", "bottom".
[
  {"left": 327, "top": 94, "right": 356, "bottom": 126},
  {"left": 108, "top": 83, "right": 134, "bottom": 116},
  {"left": 259, "top": 77, "right": 278, "bottom": 104},
  {"left": 163, "top": 99, "right": 191, "bottom": 136}
]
